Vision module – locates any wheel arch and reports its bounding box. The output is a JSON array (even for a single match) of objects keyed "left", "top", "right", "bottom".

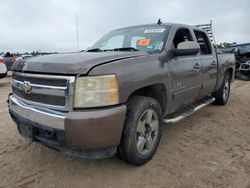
[
  {"left": 126, "top": 83, "right": 167, "bottom": 115},
  {"left": 225, "top": 67, "right": 234, "bottom": 81}
]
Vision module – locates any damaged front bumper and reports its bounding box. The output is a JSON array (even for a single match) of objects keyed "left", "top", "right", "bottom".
[
  {"left": 235, "top": 60, "right": 250, "bottom": 81},
  {"left": 9, "top": 95, "right": 126, "bottom": 159}
]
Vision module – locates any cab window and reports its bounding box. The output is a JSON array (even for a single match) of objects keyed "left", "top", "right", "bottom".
[
  {"left": 173, "top": 28, "right": 193, "bottom": 48},
  {"left": 194, "top": 30, "right": 212, "bottom": 54}
]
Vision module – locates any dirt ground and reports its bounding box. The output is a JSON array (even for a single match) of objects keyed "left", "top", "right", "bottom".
[{"left": 0, "top": 77, "right": 250, "bottom": 188}]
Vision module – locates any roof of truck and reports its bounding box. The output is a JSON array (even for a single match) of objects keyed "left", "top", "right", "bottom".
[
  {"left": 113, "top": 22, "right": 204, "bottom": 33},
  {"left": 115, "top": 23, "right": 193, "bottom": 29}
]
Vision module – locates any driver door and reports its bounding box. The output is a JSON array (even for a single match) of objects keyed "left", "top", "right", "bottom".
[{"left": 167, "top": 28, "right": 202, "bottom": 110}]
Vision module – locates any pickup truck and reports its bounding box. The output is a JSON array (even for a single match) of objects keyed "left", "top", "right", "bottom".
[{"left": 9, "top": 22, "right": 235, "bottom": 165}]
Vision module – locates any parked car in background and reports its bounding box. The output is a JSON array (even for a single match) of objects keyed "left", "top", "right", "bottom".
[
  {"left": 4, "top": 52, "right": 17, "bottom": 71},
  {"left": 0, "top": 56, "right": 7, "bottom": 78},
  {"left": 229, "top": 43, "right": 250, "bottom": 80}
]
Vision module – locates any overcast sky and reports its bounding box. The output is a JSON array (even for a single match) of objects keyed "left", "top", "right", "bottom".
[{"left": 0, "top": 0, "right": 249, "bottom": 53}]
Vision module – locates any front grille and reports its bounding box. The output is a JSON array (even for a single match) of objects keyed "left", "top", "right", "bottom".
[
  {"left": 13, "top": 87, "right": 66, "bottom": 106},
  {"left": 13, "top": 74, "right": 68, "bottom": 87},
  {"left": 12, "top": 72, "right": 75, "bottom": 111}
]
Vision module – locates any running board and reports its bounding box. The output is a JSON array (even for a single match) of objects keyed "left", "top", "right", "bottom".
[{"left": 164, "top": 97, "right": 215, "bottom": 124}]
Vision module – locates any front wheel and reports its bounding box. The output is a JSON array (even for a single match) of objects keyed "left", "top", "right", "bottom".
[
  {"left": 118, "top": 96, "right": 162, "bottom": 165},
  {"left": 213, "top": 72, "right": 231, "bottom": 105}
]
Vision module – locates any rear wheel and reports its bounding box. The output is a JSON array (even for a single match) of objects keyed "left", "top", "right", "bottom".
[
  {"left": 118, "top": 96, "right": 162, "bottom": 165},
  {"left": 213, "top": 72, "right": 231, "bottom": 105}
]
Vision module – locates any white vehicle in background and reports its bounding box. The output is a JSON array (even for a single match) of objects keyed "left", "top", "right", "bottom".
[
  {"left": 15, "top": 57, "right": 23, "bottom": 62},
  {"left": 0, "top": 56, "right": 7, "bottom": 79},
  {"left": 16, "top": 54, "right": 33, "bottom": 62},
  {"left": 21, "top": 54, "right": 33, "bottom": 59}
]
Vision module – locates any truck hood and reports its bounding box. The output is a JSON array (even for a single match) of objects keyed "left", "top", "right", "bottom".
[{"left": 12, "top": 51, "right": 148, "bottom": 75}]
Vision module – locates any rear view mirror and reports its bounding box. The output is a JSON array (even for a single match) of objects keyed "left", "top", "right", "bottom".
[{"left": 173, "top": 41, "right": 200, "bottom": 56}]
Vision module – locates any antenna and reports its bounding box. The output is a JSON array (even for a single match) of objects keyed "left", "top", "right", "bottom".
[
  {"left": 157, "top": 19, "right": 162, "bottom": 25},
  {"left": 76, "top": 12, "right": 79, "bottom": 52}
]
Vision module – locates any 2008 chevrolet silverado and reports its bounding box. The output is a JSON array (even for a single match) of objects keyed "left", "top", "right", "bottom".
[{"left": 9, "top": 22, "right": 235, "bottom": 165}]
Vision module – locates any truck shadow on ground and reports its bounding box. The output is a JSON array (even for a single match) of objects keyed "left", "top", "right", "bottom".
[
  {"left": 17, "top": 123, "right": 174, "bottom": 170},
  {"left": 13, "top": 121, "right": 171, "bottom": 161}
]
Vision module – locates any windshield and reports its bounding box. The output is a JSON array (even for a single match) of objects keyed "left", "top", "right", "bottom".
[{"left": 88, "top": 26, "right": 171, "bottom": 53}]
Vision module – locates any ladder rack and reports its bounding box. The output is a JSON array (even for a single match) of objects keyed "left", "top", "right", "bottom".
[{"left": 194, "top": 20, "right": 217, "bottom": 48}]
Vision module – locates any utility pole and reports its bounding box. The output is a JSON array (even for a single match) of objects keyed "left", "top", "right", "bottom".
[{"left": 76, "top": 12, "right": 79, "bottom": 52}]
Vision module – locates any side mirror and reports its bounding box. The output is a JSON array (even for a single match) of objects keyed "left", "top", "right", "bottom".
[{"left": 173, "top": 41, "right": 200, "bottom": 57}]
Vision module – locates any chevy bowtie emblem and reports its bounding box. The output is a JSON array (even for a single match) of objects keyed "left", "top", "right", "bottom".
[{"left": 21, "top": 81, "right": 32, "bottom": 94}]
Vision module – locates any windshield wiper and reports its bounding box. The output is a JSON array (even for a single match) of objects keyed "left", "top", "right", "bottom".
[
  {"left": 113, "top": 47, "right": 140, "bottom": 52},
  {"left": 86, "top": 48, "right": 103, "bottom": 52}
]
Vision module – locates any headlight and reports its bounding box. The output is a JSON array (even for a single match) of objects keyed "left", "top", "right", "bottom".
[{"left": 74, "top": 75, "right": 119, "bottom": 108}]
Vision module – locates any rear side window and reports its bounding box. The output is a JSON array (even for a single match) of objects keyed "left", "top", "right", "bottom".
[
  {"left": 194, "top": 30, "right": 212, "bottom": 54},
  {"left": 173, "top": 28, "right": 193, "bottom": 48}
]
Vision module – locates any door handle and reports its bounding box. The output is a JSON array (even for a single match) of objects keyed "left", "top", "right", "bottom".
[
  {"left": 211, "top": 61, "right": 217, "bottom": 66},
  {"left": 193, "top": 63, "right": 201, "bottom": 70}
]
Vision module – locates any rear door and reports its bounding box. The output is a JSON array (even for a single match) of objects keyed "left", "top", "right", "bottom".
[
  {"left": 167, "top": 28, "right": 202, "bottom": 110},
  {"left": 193, "top": 30, "right": 218, "bottom": 96}
]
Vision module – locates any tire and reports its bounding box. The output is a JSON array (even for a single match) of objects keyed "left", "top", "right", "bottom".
[
  {"left": 0, "top": 72, "right": 7, "bottom": 79},
  {"left": 213, "top": 72, "right": 231, "bottom": 105},
  {"left": 118, "top": 96, "right": 163, "bottom": 165}
]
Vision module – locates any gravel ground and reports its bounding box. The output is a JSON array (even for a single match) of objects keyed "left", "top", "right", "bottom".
[{"left": 0, "top": 77, "right": 250, "bottom": 188}]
